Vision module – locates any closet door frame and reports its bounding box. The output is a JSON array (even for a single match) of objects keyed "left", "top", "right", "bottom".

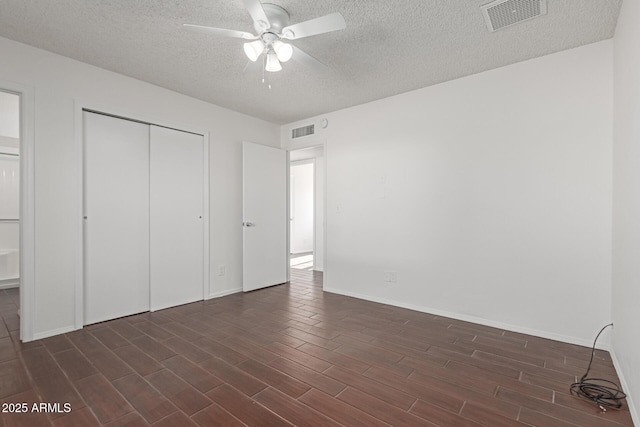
[{"left": 74, "top": 101, "right": 210, "bottom": 330}]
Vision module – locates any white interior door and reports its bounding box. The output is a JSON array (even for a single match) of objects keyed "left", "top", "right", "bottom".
[
  {"left": 150, "top": 126, "right": 204, "bottom": 310},
  {"left": 84, "top": 112, "right": 150, "bottom": 324},
  {"left": 243, "top": 141, "right": 287, "bottom": 292}
]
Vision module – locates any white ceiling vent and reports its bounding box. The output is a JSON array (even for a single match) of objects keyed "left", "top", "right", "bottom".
[
  {"left": 291, "top": 124, "right": 315, "bottom": 139},
  {"left": 481, "top": 0, "right": 547, "bottom": 32}
]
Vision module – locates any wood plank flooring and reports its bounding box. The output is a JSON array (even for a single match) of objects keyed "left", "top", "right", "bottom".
[{"left": 0, "top": 271, "right": 634, "bottom": 426}]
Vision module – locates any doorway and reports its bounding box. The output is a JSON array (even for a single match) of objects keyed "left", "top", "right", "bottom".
[
  {"left": 0, "top": 90, "right": 20, "bottom": 343},
  {"left": 290, "top": 160, "right": 314, "bottom": 270},
  {"left": 289, "top": 146, "right": 324, "bottom": 276},
  {"left": 0, "top": 91, "right": 20, "bottom": 289}
]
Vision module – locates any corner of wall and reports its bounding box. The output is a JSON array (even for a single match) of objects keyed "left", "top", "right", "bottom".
[{"left": 610, "top": 348, "right": 640, "bottom": 426}]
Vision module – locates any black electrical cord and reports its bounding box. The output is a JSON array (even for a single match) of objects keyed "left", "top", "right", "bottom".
[{"left": 569, "top": 323, "right": 627, "bottom": 411}]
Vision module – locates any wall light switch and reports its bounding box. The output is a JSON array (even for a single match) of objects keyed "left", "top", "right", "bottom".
[{"left": 218, "top": 265, "right": 226, "bottom": 276}]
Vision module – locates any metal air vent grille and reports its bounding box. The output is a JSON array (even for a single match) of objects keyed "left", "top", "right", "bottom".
[
  {"left": 481, "top": 0, "right": 547, "bottom": 32},
  {"left": 292, "top": 124, "right": 315, "bottom": 139}
]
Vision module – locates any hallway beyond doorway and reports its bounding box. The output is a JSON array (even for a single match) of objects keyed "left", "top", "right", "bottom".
[{"left": 290, "top": 252, "right": 313, "bottom": 271}]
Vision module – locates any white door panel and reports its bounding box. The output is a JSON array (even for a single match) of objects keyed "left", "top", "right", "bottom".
[
  {"left": 150, "top": 126, "right": 204, "bottom": 310},
  {"left": 243, "top": 142, "right": 287, "bottom": 292},
  {"left": 84, "top": 112, "right": 150, "bottom": 324}
]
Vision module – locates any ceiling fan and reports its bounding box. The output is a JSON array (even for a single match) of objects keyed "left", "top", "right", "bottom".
[{"left": 184, "top": 0, "right": 346, "bottom": 74}]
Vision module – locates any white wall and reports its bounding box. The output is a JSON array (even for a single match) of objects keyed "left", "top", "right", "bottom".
[
  {"left": 0, "top": 91, "right": 19, "bottom": 138},
  {"left": 612, "top": 0, "right": 640, "bottom": 423},
  {"left": 0, "top": 152, "right": 19, "bottom": 259},
  {"left": 289, "top": 145, "right": 325, "bottom": 271},
  {"left": 0, "top": 223, "right": 18, "bottom": 251},
  {"left": 0, "top": 153, "right": 19, "bottom": 221},
  {"left": 283, "top": 40, "right": 613, "bottom": 346},
  {"left": 0, "top": 93, "right": 20, "bottom": 281},
  {"left": 314, "top": 155, "right": 324, "bottom": 271},
  {"left": 0, "top": 36, "right": 280, "bottom": 338},
  {"left": 290, "top": 161, "right": 314, "bottom": 254}
]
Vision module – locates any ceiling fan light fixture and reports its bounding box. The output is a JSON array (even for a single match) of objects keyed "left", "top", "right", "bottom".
[
  {"left": 265, "top": 50, "right": 282, "bottom": 72},
  {"left": 273, "top": 40, "right": 293, "bottom": 62},
  {"left": 243, "top": 40, "right": 265, "bottom": 61},
  {"left": 184, "top": 1, "right": 346, "bottom": 76}
]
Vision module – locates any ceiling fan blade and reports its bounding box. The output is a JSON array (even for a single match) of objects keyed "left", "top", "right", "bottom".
[
  {"left": 183, "top": 24, "right": 256, "bottom": 40},
  {"left": 292, "top": 46, "right": 331, "bottom": 73},
  {"left": 242, "top": 0, "right": 270, "bottom": 29},
  {"left": 281, "top": 13, "right": 346, "bottom": 40}
]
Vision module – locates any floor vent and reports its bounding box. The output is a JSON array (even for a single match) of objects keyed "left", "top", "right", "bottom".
[
  {"left": 292, "top": 124, "right": 314, "bottom": 139},
  {"left": 481, "top": 0, "right": 547, "bottom": 32}
]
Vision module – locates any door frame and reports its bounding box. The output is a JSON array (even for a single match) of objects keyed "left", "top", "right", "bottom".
[
  {"left": 0, "top": 80, "right": 35, "bottom": 342},
  {"left": 74, "top": 101, "right": 210, "bottom": 329},
  {"left": 286, "top": 143, "right": 326, "bottom": 288}
]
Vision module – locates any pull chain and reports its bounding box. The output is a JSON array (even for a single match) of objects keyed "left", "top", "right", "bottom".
[{"left": 260, "top": 53, "right": 272, "bottom": 89}]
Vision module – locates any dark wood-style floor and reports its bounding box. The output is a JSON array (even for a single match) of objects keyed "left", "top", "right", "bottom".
[{"left": 0, "top": 271, "right": 634, "bottom": 426}]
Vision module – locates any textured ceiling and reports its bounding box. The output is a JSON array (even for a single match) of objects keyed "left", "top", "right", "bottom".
[{"left": 0, "top": 0, "right": 622, "bottom": 124}]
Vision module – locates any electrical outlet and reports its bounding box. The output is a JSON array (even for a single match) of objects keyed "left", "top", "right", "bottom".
[
  {"left": 218, "top": 265, "right": 226, "bottom": 276},
  {"left": 383, "top": 270, "right": 397, "bottom": 283}
]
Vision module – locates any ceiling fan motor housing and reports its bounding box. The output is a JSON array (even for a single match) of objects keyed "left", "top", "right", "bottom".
[
  {"left": 261, "top": 32, "right": 279, "bottom": 45},
  {"left": 258, "top": 4, "right": 290, "bottom": 34}
]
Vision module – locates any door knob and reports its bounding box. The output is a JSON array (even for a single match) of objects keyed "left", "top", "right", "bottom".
[{"left": 243, "top": 222, "right": 255, "bottom": 227}]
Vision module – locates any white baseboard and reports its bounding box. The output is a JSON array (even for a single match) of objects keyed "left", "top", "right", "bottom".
[
  {"left": 0, "top": 278, "right": 19, "bottom": 289},
  {"left": 610, "top": 349, "right": 639, "bottom": 426},
  {"left": 29, "top": 290, "right": 240, "bottom": 341},
  {"left": 207, "top": 288, "right": 242, "bottom": 299},
  {"left": 31, "top": 325, "right": 76, "bottom": 341},
  {"left": 324, "top": 287, "right": 608, "bottom": 350}
]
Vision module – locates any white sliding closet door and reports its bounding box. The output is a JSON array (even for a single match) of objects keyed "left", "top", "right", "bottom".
[
  {"left": 150, "top": 126, "right": 204, "bottom": 311},
  {"left": 84, "top": 112, "right": 150, "bottom": 325}
]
